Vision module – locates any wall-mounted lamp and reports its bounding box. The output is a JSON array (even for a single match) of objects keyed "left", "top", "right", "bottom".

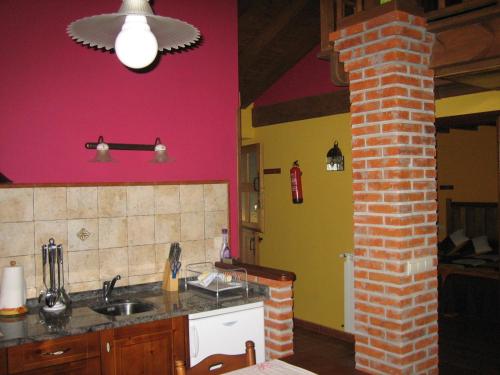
[
  {"left": 85, "top": 136, "right": 170, "bottom": 163},
  {"left": 326, "top": 140, "right": 344, "bottom": 171},
  {"left": 67, "top": 0, "right": 200, "bottom": 70}
]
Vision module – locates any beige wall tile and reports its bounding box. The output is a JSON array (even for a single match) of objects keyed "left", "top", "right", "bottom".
[
  {"left": 98, "top": 187, "right": 127, "bottom": 218},
  {"left": 67, "top": 187, "right": 98, "bottom": 219},
  {"left": 128, "top": 245, "right": 156, "bottom": 276},
  {"left": 179, "top": 240, "right": 205, "bottom": 273},
  {"left": 68, "top": 250, "right": 99, "bottom": 283},
  {"left": 68, "top": 281, "right": 100, "bottom": 293},
  {"left": 68, "top": 219, "right": 98, "bottom": 251},
  {"left": 155, "top": 243, "right": 170, "bottom": 273},
  {"left": 0, "top": 222, "right": 34, "bottom": 257},
  {"left": 34, "top": 187, "right": 67, "bottom": 221},
  {"left": 155, "top": 185, "right": 180, "bottom": 214},
  {"left": 204, "top": 211, "right": 228, "bottom": 239},
  {"left": 180, "top": 185, "right": 204, "bottom": 213},
  {"left": 204, "top": 184, "right": 228, "bottom": 212},
  {"left": 180, "top": 212, "right": 205, "bottom": 241},
  {"left": 205, "top": 237, "right": 223, "bottom": 264},
  {"left": 0, "top": 188, "right": 33, "bottom": 223},
  {"left": 129, "top": 273, "right": 162, "bottom": 285},
  {"left": 0, "top": 255, "right": 36, "bottom": 291},
  {"left": 127, "top": 186, "right": 154, "bottom": 216},
  {"left": 128, "top": 216, "right": 155, "bottom": 246},
  {"left": 99, "top": 247, "right": 129, "bottom": 281},
  {"left": 155, "top": 214, "right": 180, "bottom": 244},
  {"left": 35, "top": 220, "right": 68, "bottom": 251},
  {"left": 99, "top": 218, "right": 127, "bottom": 249}
]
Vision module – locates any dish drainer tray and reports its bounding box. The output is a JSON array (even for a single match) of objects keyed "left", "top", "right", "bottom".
[{"left": 184, "top": 262, "right": 248, "bottom": 297}]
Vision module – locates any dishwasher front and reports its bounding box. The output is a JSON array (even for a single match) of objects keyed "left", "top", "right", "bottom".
[{"left": 188, "top": 301, "right": 265, "bottom": 366}]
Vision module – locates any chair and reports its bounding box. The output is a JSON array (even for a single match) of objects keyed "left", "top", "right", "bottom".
[{"left": 175, "top": 341, "right": 256, "bottom": 375}]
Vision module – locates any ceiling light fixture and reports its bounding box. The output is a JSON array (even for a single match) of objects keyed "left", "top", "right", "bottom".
[
  {"left": 67, "top": 0, "right": 200, "bottom": 70},
  {"left": 86, "top": 136, "right": 170, "bottom": 163}
]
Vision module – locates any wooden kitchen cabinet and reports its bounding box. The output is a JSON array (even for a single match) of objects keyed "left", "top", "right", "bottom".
[
  {"left": 6, "top": 332, "right": 100, "bottom": 375},
  {"left": 100, "top": 316, "right": 187, "bottom": 375}
]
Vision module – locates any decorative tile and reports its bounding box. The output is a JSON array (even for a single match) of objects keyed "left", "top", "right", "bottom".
[
  {"left": 0, "top": 222, "right": 34, "bottom": 257},
  {"left": 68, "top": 219, "right": 98, "bottom": 251},
  {"left": 34, "top": 220, "right": 68, "bottom": 251},
  {"left": 128, "top": 216, "right": 155, "bottom": 246},
  {"left": 99, "top": 247, "right": 129, "bottom": 281},
  {"left": 127, "top": 186, "right": 154, "bottom": 216},
  {"left": 204, "top": 211, "right": 228, "bottom": 239},
  {"left": 180, "top": 185, "right": 204, "bottom": 213},
  {"left": 0, "top": 188, "right": 33, "bottom": 223},
  {"left": 155, "top": 185, "right": 180, "bottom": 214},
  {"left": 98, "top": 187, "right": 127, "bottom": 218},
  {"left": 155, "top": 214, "right": 180, "bottom": 244},
  {"left": 34, "top": 187, "right": 67, "bottom": 221},
  {"left": 67, "top": 187, "right": 98, "bottom": 219},
  {"left": 128, "top": 245, "right": 156, "bottom": 276},
  {"left": 180, "top": 212, "right": 205, "bottom": 241},
  {"left": 68, "top": 250, "right": 99, "bottom": 283},
  {"left": 98, "top": 217, "right": 127, "bottom": 249},
  {"left": 204, "top": 184, "right": 228, "bottom": 212}
]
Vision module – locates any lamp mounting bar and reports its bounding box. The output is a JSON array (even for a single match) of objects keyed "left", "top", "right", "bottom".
[{"left": 85, "top": 136, "right": 162, "bottom": 151}]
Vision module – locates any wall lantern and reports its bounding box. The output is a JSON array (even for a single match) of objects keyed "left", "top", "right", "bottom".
[
  {"left": 326, "top": 140, "right": 344, "bottom": 171},
  {"left": 67, "top": 0, "right": 200, "bottom": 70},
  {"left": 85, "top": 136, "right": 170, "bottom": 163}
]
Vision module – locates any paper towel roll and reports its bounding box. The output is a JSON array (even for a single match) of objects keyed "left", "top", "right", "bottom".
[{"left": 0, "top": 263, "right": 26, "bottom": 309}]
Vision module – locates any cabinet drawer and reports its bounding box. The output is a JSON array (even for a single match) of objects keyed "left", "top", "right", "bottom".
[{"left": 8, "top": 332, "right": 100, "bottom": 374}]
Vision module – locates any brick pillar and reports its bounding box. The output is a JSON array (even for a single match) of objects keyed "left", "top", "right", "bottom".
[{"left": 331, "top": 11, "right": 438, "bottom": 375}]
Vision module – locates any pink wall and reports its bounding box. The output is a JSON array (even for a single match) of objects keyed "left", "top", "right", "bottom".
[
  {"left": 0, "top": 0, "right": 240, "bottom": 252},
  {"left": 254, "top": 45, "right": 343, "bottom": 107}
]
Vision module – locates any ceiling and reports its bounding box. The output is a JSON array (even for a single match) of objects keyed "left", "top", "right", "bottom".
[{"left": 238, "top": 0, "right": 321, "bottom": 108}]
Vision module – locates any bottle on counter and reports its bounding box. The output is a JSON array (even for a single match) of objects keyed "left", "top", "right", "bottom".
[{"left": 220, "top": 228, "right": 232, "bottom": 262}]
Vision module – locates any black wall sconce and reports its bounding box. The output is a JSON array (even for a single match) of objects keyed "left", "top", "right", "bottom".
[
  {"left": 85, "top": 136, "right": 169, "bottom": 163},
  {"left": 326, "top": 140, "right": 344, "bottom": 171}
]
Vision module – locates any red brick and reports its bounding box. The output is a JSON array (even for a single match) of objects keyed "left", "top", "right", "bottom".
[
  {"left": 385, "top": 215, "right": 425, "bottom": 226},
  {"left": 366, "top": 111, "right": 410, "bottom": 123},
  {"left": 368, "top": 204, "right": 412, "bottom": 214},
  {"left": 366, "top": 86, "right": 408, "bottom": 100},
  {"left": 364, "top": 10, "right": 411, "bottom": 30},
  {"left": 356, "top": 259, "right": 385, "bottom": 270},
  {"left": 354, "top": 192, "right": 383, "bottom": 202},
  {"left": 355, "top": 343, "right": 385, "bottom": 360},
  {"left": 381, "top": 24, "right": 424, "bottom": 41},
  {"left": 370, "top": 272, "right": 412, "bottom": 284},
  {"left": 365, "top": 64, "right": 407, "bottom": 77},
  {"left": 381, "top": 74, "right": 421, "bottom": 87},
  {"left": 382, "top": 123, "right": 422, "bottom": 133},
  {"left": 371, "top": 249, "right": 412, "bottom": 261},
  {"left": 384, "top": 169, "right": 424, "bottom": 179},
  {"left": 355, "top": 281, "right": 384, "bottom": 293},
  {"left": 382, "top": 98, "right": 423, "bottom": 110},
  {"left": 351, "top": 101, "right": 380, "bottom": 113},
  {"left": 353, "top": 170, "right": 383, "bottom": 180},
  {"left": 352, "top": 125, "right": 381, "bottom": 136},
  {"left": 335, "top": 35, "right": 363, "bottom": 50},
  {"left": 350, "top": 78, "right": 379, "bottom": 92},
  {"left": 352, "top": 148, "right": 382, "bottom": 158},
  {"left": 384, "top": 146, "right": 423, "bottom": 156},
  {"left": 355, "top": 237, "right": 384, "bottom": 247},
  {"left": 371, "top": 338, "right": 413, "bottom": 355},
  {"left": 365, "top": 38, "right": 408, "bottom": 55},
  {"left": 367, "top": 158, "right": 411, "bottom": 168},
  {"left": 384, "top": 192, "right": 425, "bottom": 202},
  {"left": 385, "top": 283, "right": 425, "bottom": 296},
  {"left": 354, "top": 215, "right": 384, "bottom": 225},
  {"left": 366, "top": 135, "right": 409, "bottom": 146},
  {"left": 367, "top": 181, "right": 411, "bottom": 191}
]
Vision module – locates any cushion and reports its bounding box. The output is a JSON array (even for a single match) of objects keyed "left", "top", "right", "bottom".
[
  {"left": 449, "top": 229, "right": 469, "bottom": 247},
  {"left": 472, "top": 235, "right": 493, "bottom": 255},
  {"left": 438, "top": 229, "right": 470, "bottom": 256}
]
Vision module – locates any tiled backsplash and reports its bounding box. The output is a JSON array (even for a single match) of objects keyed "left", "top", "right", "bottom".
[{"left": 0, "top": 183, "right": 229, "bottom": 298}]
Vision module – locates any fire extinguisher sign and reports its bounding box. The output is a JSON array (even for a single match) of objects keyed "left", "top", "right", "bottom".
[{"left": 290, "top": 160, "right": 303, "bottom": 204}]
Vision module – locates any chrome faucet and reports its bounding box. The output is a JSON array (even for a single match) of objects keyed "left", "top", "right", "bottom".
[{"left": 102, "top": 275, "right": 121, "bottom": 303}]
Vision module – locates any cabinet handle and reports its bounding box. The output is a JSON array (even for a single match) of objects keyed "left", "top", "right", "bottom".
[
  {"left": 190, "top": 326, "right": 199, "bottom": 358},
  {"left": 222, "top": 321, "right": 238, "bottom": 327},
  {"left": 106, "top": 342, "right": 111, "bottom": 353},
  {"left": 41, "top": 348, "right": 70, "bottom": 357}
]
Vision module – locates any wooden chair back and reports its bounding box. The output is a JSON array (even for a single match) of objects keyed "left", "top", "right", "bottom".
[{"left": 175, "top": 341, "right": 256, "bottom": 375}]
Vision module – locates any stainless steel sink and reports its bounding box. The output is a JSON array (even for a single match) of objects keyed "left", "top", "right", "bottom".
[{"left": 91, "top": 299, "right": 155, "bottom": 316}]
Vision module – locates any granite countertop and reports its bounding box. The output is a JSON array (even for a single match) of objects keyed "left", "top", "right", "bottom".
[{"left": 0, "top": 280, "right": 268, "bottom": 349}]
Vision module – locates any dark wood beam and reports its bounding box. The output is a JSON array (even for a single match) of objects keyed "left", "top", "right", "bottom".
[
  {"left": 252, "top": 89, "right": 349, "bottom": 127},
  {"left": 435, "top": 110, "right": 500, "bottom": 133}
]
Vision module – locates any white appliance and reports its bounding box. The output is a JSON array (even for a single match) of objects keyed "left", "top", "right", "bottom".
[{"left": 188, "top": 301, "right": 265, "bottom": 366}]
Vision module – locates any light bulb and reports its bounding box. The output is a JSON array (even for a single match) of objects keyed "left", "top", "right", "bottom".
[{"left": 115, "top": 15, "right": 158, "bottom": 69}]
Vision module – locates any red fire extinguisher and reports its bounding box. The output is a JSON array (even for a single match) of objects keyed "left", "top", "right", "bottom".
[{"left": 290, "top": 160, "right": 303, "bottom": 204}]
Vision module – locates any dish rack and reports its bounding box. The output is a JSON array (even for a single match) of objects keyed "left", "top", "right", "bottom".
[{"left": 184, "top": 262, "right": 248, "bottom": 297}]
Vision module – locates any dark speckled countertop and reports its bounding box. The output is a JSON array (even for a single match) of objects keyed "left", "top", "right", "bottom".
[{"left": 0, "top": 281, "right": 268, "bottom": 349}]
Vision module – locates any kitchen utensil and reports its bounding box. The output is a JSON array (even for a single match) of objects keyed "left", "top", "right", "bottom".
[
  {"left": 45, "top": 245, "right": 57, "bottom": 308},
  {"left": 38, "top": 245, "right": 48, "bottom": 303},
  {"left": 170, "top": 260, "right": 181, "bottom": 279},
  {"left": 168, "top": 243, "right": 175, "bottom": 264},
  {"left": 58, "top": 248, "right": 70, "bottom": 305}
]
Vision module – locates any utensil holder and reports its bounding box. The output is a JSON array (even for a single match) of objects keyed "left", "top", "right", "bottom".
[{"left": 162, "top": 261, "right": 179, "bottom": 292}]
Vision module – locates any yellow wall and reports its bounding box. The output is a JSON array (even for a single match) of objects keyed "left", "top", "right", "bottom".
[
  {"left": 240, "top": 90, "right": 500, "bottom": 331},
  {"left": 242, "top": 107, "right": 353, "bottom": 330}
]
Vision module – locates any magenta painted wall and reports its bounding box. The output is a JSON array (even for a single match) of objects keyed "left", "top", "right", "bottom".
[
  {"left": 254, "top": 45, "right": 342, "bottom": 107},
  {"left": 0, "top": 0, "right": 240, "bottom": 252}
]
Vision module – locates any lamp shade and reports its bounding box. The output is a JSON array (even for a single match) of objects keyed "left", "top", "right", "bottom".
[{"left": 67, "top": 0, "right": 200, "bottom": 55}]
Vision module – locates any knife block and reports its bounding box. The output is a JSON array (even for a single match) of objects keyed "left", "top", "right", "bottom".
[{"left": 162, "top": 261, "right": 179, "bottom": 292}]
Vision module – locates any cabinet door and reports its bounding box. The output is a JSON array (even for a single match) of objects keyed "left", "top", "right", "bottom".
[{"left": 101, "top": 317, "right": 187, "bottom": 375}]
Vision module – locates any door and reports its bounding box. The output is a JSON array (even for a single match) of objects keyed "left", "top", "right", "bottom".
[{"left": 239, "top": 144, "right": 263, "bottom": 264}]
